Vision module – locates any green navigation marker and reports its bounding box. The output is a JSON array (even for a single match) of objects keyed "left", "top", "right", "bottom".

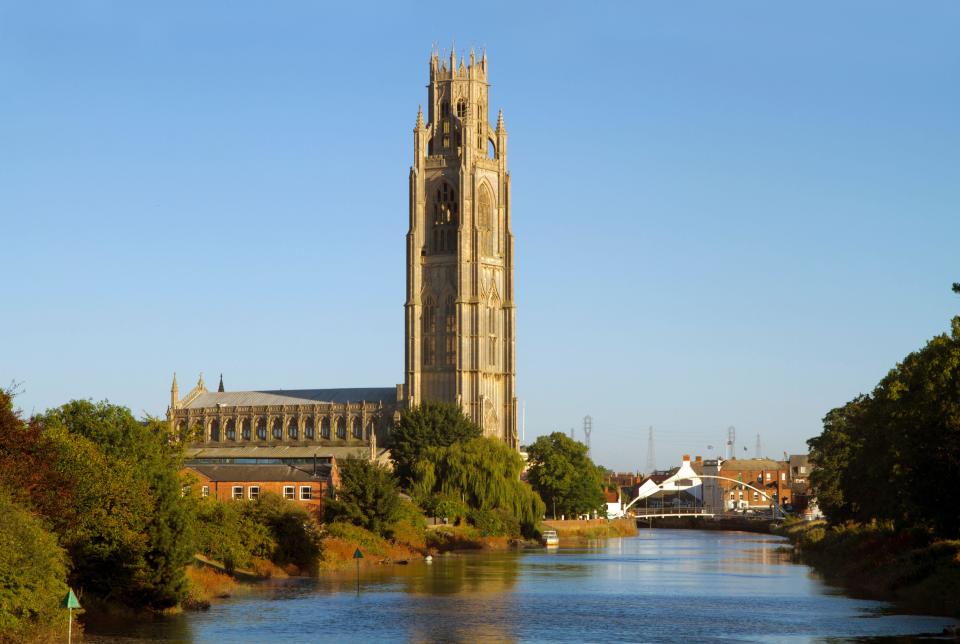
[
  {"left": 354, "top": 548, "right": 363, "bottom": 595},
  {"left": 61, "top": 589, "right": 81, "bottom": 609}
]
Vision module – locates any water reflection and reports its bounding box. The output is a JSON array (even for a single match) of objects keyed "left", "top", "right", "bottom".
[{"left": 85, "top": 530, "right": 959, "bottom": 643}]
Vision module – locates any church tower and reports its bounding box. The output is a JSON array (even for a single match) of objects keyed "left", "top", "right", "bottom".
[{"left": 404, "top": 49, "right": 517, "bottom": 448}]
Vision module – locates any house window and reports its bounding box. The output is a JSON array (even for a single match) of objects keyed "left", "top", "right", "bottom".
[
  {"left": 729, "top": 491, "right": 734, "bottom": 499},
  {"left": 765, "top": 472, "right": 772, "bottom": 481},
  {"left": 800, "top": 466, "right": 806, "bottom": 474},
  {"left": 232, "top": 486, "right": 243, "bottom": 500},
  {"left": 300, "top": 486, "right": 313, "bottom": 500},
  {"left": 249, "top": 486, "right": 260, "bottom": 500},
  {"left": 780, "top": 472, "right": 786, "bottom": 481},
  {"left": 201, "top": 486, "right": 210, "bottom": 498},
  {"left": 283, "top": 486, "right": 295, "bottom": 500},
  {"left": 753, "top": 492, "right": 759, "bottom": 502}
]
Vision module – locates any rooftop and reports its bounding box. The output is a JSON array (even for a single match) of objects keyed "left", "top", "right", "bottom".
[
  {"left": 183, "top": 387, "right": 397, "bottom": 409},
  {"left": 185, "top": 463, "right": 329, "bottom": 483}
]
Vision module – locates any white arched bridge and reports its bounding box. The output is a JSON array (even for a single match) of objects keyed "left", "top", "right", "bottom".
[{"left": 610, "top": 456, "right": 788, "bottom": 520}]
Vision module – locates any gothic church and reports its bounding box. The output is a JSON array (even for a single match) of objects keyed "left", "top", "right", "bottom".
[{"left": 169, "top": 50, "right": 518, "bottom": 459}]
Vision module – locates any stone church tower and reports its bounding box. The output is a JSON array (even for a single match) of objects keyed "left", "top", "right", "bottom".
[{"left": 404, "top": 49, "right": 518, "bottom": 448}]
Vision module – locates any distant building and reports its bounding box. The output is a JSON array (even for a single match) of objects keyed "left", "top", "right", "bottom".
[
  {"left": 703, "top": 458, "right": 791, "bottom": 512},
  {"left": 604, "top": 489, "right": 623, "bottom": 518}
]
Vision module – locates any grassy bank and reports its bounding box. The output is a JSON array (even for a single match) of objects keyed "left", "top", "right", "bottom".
[
  {"left": 541, "top": 518, "right": 637, "bottom": 541},
  {"left": 775, "top": 519, "right": 960, "bottom": 618},
  {"left": 640, "top": 516, "right": 774, "bottom": 534}
]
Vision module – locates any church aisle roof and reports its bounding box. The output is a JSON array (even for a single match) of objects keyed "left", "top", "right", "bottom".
[{"left": 184, "top": 387, "right": 396, "bottom": 409}]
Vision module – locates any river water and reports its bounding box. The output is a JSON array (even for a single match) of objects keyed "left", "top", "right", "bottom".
[{"left": 86, "top": 529, "right": 958, "bottom": 643}]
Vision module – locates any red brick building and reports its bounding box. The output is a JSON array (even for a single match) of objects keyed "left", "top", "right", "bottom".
[{"left": 184, "top": 463, "right": 337, "bottom": 517}]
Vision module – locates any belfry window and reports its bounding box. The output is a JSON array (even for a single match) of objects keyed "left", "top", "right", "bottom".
[
  {"left": 431, "top": 182, "right": 458, "bottom": 254},
  {"left": 457, "top": 99, "right": 467, "bottom": 119}
]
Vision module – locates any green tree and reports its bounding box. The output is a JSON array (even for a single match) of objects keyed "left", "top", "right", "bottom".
[
  {"left": 325, "top": 456, "right": 401, "bottom": 537},
  {"left": 242, "top": 493, "right": 321, "bottom": 571},
  {"left": 38, "top": 401, "right": 195, "bottom": 609},
  {"left": 390, "top": 401, "right": 481, "bottom": 488},
  {"left": 807, "top": 316, "right": 960, "bottom": 537},
  {"left": 414, "top": 437, "right": 544, "bottom": 536},
  {"left": 0, "top": 489, "right": 69, "bottom": 642},
  {"left": 526, "top": 432, "right": 606, "bottom": 519}
]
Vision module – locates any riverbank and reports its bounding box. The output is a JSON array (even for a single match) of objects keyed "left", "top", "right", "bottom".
[
  {"left": 541, "top": 518, "right": 637, "bottom": 541},
  {"left": 638, "top": 515, "right": 774, "bottom": 534},
  {"left": 775, "top": 518, "right": 960, "bottom": 619}
]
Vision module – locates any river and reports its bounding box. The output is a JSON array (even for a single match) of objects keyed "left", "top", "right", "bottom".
[{"left": 85, "top": 529, "right": 958, "bottom": 643}]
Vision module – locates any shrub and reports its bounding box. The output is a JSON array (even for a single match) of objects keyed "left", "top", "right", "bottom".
[{"left": 0, "top": 490, "right": 69, "bottom": 640}]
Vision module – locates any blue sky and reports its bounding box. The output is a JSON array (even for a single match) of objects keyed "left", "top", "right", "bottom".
[{"left": 2, "top": 2, "right": 957, "bottom": 471}]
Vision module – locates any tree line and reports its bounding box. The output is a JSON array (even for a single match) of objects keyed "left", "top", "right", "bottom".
[{"left": 809, "top": 309, "right": 960, "bottom": 538}]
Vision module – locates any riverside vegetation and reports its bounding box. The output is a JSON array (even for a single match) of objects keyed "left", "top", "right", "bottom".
[
  {"left": 0, "top": 394, "right": 614, "bottom": 641},
  {"left": 794, "top": 295, "right": 960, "bottom": 618}
]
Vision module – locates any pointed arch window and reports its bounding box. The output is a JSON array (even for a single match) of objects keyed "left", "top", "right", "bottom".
[
  {"left": 272, "top": 418, "right": 283, "bottom": 440},
  {"left": 488, "top": 304, "right": 498, "bottom": 368},
  {"left": 444, "top": 295, "right": 456, "bottom": 365},
  {"left": 287, "top": 417, "right": 298, "bottom": 440},
  {"left": 304, "top": 418, "right": 315, "bottom": 440},
  {"left": 225, "top": 419, "right": 236, "bottom": 441},
  {"left": 336, "top": 417, "right": 346, "bottom": 440},
  {"left": 423, "top": 296, "right": 437, "bottom": 367},
  {"left": 256, "top": 418, "right": 267, "bottom": 441},
  {"left": 209, "top": 419, "right": 220, "bottom": 442},
  {"left": 352, "top": 418, "right": 363, "bottom": 440},
  {"left": 321, "top": 417, "right": 331, "bottom": 439},
  {"left": 478, "top": 185, "right": 496, "bottom": 256},
  {"left": 241, "top": 418, "right": 251, "bottom": 441},
  {"left": 456, "top": 99, "right": 467, "bottom": 119}
]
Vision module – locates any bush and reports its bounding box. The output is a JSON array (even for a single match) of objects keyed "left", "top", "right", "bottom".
[
  {"left": 324, "top": 457, "right": 400, "bottom": 537},
  {"left": 0, "top": 490, "right": 69, "bottom": 641},
  {"left": 467, "top": 508, "right": 508, "bottom": 537}
]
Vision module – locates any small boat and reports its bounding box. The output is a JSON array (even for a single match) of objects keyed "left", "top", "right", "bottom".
[{"left": 541, "top": 529, "right": 559, "bottom": 547}]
